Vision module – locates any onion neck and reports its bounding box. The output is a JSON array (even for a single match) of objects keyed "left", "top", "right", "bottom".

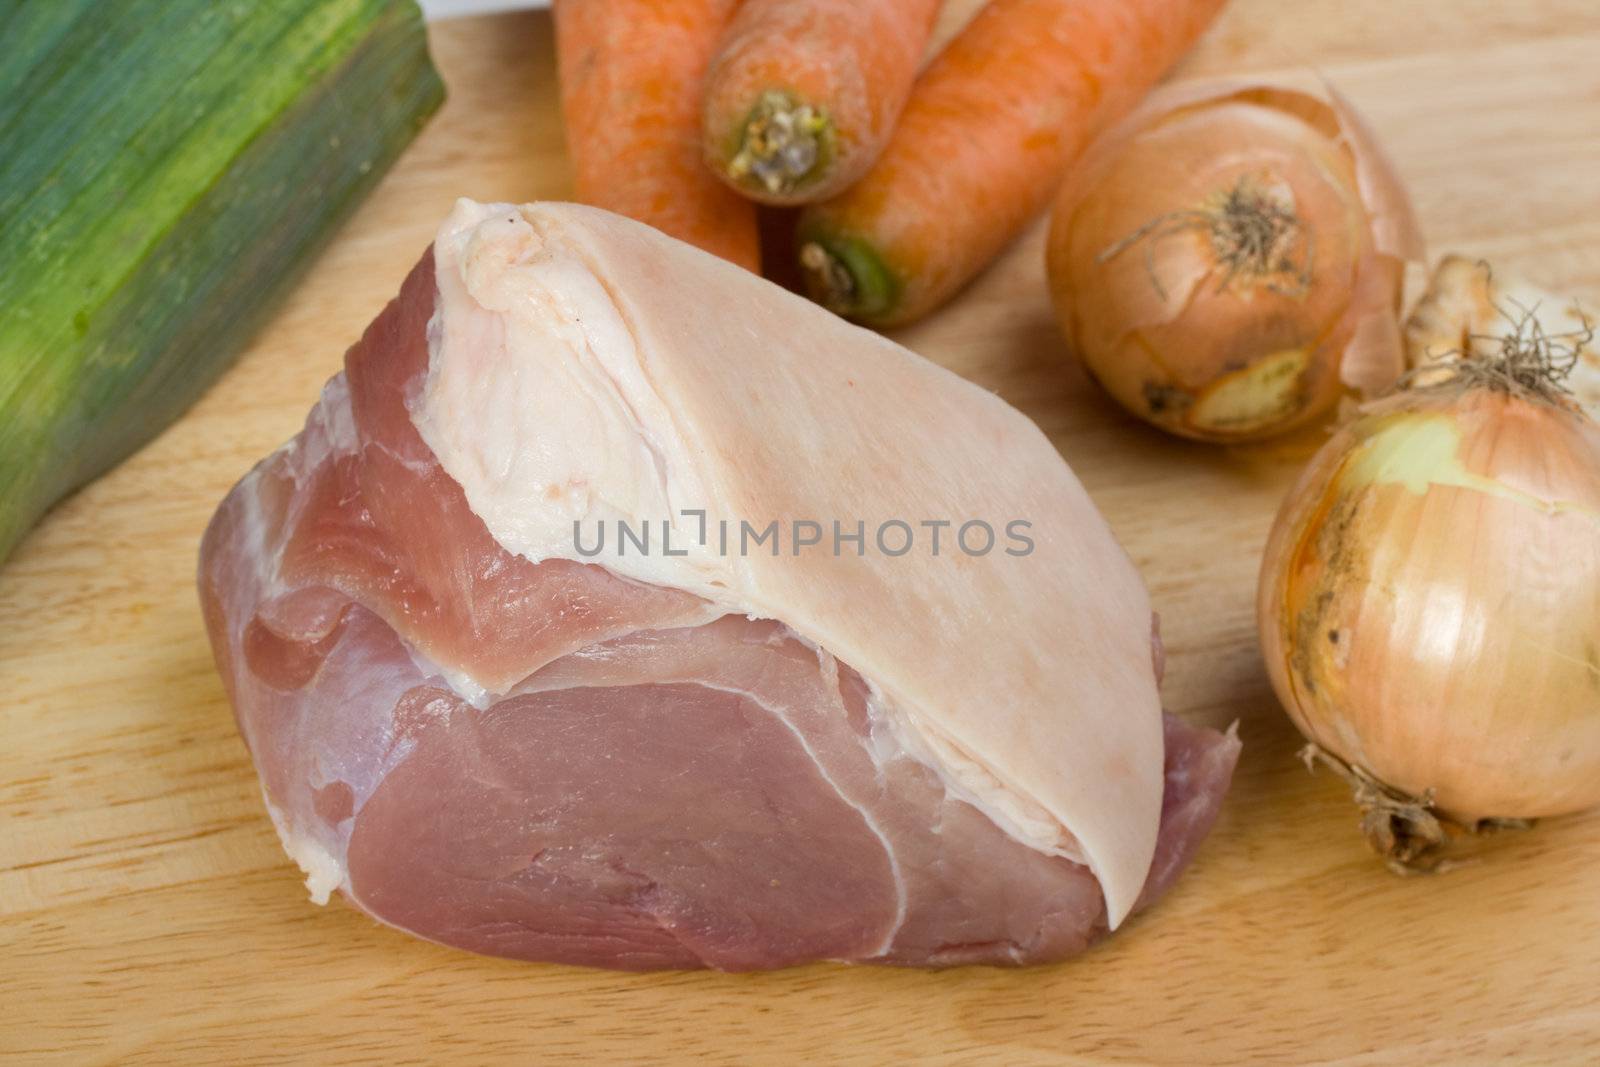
[{"left": 1300, "top": 743, "right": 1534, "bottom": 874}]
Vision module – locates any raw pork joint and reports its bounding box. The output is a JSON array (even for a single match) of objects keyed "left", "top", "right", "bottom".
[{"left": 199, "top": 200, "right": 1238, "bottom": 970}]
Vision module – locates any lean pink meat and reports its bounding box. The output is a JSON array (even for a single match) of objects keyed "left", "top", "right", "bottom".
[{"left": 199, "top": 200, "right": 1238, "bottom": 970}]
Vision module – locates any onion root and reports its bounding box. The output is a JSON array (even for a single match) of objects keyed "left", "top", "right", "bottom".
[
  {"left": 1097, "top": 173, "right": 1314, "bottom": 302},
  {"left": 1399, "top": 272, "right": 1595, "bottom": 406}
]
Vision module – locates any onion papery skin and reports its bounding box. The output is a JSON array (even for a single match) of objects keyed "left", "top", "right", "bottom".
[
  {"left": 1047, "top": 78, "right": 1423, "bottom": 444},
  {"left": 1258, "top": 386, "right": 1600, "bottom": 820}
]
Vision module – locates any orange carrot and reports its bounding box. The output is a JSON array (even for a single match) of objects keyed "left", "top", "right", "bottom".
[
  {"left": 795, "top": 0, "right": 1230, "bottom": 327},
  {"left": 554, "top": 0, "right": 760, "bottom": 270},
  {"left": 701, "top": 0, "right": 941, "bottom": 206}
]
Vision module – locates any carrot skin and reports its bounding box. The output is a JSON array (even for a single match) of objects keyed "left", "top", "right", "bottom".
[
  {"left": 796, "top": 0, "right": 1230, "bottom": 326},
  {"left": 554, "top": 0, "right": 760, "bottom": 270},
  {"left": 701, "top": 0, "right": 941, "bottom": 206}
]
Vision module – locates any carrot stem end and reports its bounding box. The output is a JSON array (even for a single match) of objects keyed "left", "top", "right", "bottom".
[
  {"left": 799, "top": 236, "right": 897, "bottom": 323},
  {"left": 726, "top": 90, "right": 834, "bottom": 197}
]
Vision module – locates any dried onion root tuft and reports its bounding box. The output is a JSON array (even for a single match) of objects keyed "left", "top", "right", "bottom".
[{"left": 1404, "top": 255, "right": 1599, "bottom": 416}]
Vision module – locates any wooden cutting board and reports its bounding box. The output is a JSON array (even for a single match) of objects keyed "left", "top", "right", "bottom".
[{"left": 5, "top": 2, "right": 1599, "bottom": 1063}]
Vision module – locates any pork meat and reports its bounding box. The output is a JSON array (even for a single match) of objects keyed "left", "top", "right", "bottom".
[{"left": 199, "top": 200, "right": 1238, "bottom": 970}]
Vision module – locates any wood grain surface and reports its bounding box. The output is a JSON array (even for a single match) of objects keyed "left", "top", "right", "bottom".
[{"left": 4, "top": 2, "right": 1599, "bottom": 1063}]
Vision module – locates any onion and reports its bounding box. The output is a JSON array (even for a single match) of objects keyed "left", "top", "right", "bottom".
[
  {"left": 1257, "top": 323, "right": 1600, "bottom": 871},
  {"left": 1046, "top": 76, "right": 1424, "bottom": 443}
]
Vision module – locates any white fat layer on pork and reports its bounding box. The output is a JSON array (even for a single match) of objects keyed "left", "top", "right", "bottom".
[
  {"left": 413, "top": 199, "right": 1164, "bottom": 926},
  {"left": 263, "top": 789, "right": 345, "bottom": 906}
]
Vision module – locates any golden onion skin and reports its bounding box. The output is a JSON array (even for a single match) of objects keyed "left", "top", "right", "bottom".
[
  {"left": 1047, "top": 79, "right": 1422, "bottom": 444},
  {"left": 1258, "top": 388, "right": 1600, "bottom": 819}
]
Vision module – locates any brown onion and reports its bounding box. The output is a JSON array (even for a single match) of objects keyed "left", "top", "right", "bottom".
[
  {"left": 1257, "top": 333, "right": 1600, "bottom": 870},
  {"left": 1047, "top": 76, "right": 1424, "bottom": 442}
]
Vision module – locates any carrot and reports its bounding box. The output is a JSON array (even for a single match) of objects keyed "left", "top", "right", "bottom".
[
  {"left": 701, "top": 0, "right": 941, "bottom": 206},
  {"left": 794, "top": 0, "right": 1230, "bottom": 327},
  {"left": 554, "top": 0, "right": 760, "bottom": 270}
]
